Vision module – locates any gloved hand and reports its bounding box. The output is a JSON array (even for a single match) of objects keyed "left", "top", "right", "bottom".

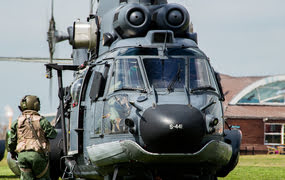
[{"left": 11, "top": 152, "right": 17, "bottom": 160}]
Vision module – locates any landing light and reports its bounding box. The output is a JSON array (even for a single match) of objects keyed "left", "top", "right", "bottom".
[
  {"left": 125, "top": 118, "right": 134, "bottom": 127},
  {"left": 102, "top": 33, "right": 115, "bottom": 46},
  {"left": 211, "top": 118, "right": 219, "bottom": 126},
  {"left": 125, "top": 118, "right": 137, "bottom": 134}
]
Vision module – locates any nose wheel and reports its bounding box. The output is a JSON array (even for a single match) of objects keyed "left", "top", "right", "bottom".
[{"left": 112, "top": 167, "right": 119, "bottom": 180}]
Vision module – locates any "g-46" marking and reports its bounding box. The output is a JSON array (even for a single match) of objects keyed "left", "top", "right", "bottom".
[{"left": 169, "top": 124, "right": 183, "bottom": 130}]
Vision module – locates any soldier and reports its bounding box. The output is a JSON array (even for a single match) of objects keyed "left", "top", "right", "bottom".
[{"left": 8, "top": 95, "right": 57, "bottom": 180}]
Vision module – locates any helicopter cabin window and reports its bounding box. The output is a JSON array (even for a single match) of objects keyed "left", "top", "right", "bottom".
[
  {"left": 143, "top": 58, "right": 186, "bottom": 90},
  {"left": 70, "top": 78, "right": 83, "bottom": 107},
  {"left": 108, "top": 59, "right": 145, "bottom": 94},
  {"left": 103, "top": 95, "right": 132, "bottom": 134}
]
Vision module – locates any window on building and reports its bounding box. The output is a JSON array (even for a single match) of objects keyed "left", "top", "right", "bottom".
[
  {"left": 238, "top": 81, "right": 285, "bottom": 105},
  {"left": 264, "top": 123, "right": 285, "bottom": 145}
]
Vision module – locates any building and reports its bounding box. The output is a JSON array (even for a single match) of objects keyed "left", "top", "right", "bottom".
[{"left": 220, "top": 74, "right": 285, "bottom": 154}]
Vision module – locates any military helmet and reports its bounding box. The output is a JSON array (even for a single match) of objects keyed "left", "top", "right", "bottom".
[{"left": 19, "top": 95, "right": 40, "bottom": 112}]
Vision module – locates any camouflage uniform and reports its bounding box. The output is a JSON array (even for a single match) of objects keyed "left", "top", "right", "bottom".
[{"left": 8, "top": 110, "right": 57, "bottom": 180}]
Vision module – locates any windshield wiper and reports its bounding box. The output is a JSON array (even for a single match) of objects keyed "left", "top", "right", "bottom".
[
  {"left": 167, "top": 66, "right": 181, "bottom": 92},
  {"left": 191, "top": 85, "right": 216, "bottom": 93},
  {"left": 113, "top": 87, "right": 147, "bottom": 93}
]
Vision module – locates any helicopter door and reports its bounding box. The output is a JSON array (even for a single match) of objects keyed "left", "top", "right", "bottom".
[
  {"left": 69, "top": 78, "right": 84, "bottom": 154},
  {"left": 69, "top": 67, "right": 94, "bottom": 154},
  {"left": 89, "top": 63, "right": 110, "bottom": 138}
]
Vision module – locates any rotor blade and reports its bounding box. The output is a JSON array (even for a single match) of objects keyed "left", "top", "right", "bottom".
[
  {"left": 48, "top": 0, "right": 54, "bottom": 104},
  {"left": 47, "top": 0, "right": 56, "bottom": 64},
  {"left": 47, "top": 17, "right": 56, "bottom": 64},
  {"left": 0, "top": 57, "right": 72, "bottom": 64},
  {"left": 90, "top": 0, "right": 98, "bottom": 14},
  {"left": 47, "top": 0, "right": 70, "bottom": 64},
  {"left": 51, "top": 0, "right": 54, "bottom": 18},
  {"left": 90, "top": 0, "right": 94, "bottom": 14}
]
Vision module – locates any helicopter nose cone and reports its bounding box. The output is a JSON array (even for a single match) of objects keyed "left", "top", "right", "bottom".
[{"left": 140, "top": 105, "right": 206, "bottom": 153}]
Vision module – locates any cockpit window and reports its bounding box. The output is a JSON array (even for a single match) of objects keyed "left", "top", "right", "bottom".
[
  {"left": 143, "top": 58, "right": 185, "bottom": 89},
  {"left": 108, "top": 59, "right": 145, "bottom": 94},
  {"left": 189, "top": 58, "right": 212, "bottom": 89},
  {"left": 118, "top": 48, "right": 158, "bottom": 56},
  {"left": 143, "top": 58, "right": 213, "bottom": 90},
  {"left": 103, "top": 94, "right": 131, "bottom": 134}
]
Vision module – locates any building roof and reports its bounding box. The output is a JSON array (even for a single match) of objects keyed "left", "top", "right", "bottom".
[{"left": 220, "top": 74, "right": 285, "bottom": 120}]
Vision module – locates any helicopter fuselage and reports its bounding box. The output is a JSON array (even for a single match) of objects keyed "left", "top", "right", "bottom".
[{"left": 60, "top": 31, "right": 240, "bottom": 179}]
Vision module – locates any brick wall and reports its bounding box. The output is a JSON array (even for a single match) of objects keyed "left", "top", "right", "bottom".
[
  {"left": 227, "top": 118, "right": 264, "bottom": 144},
  {"left": 226, "top": 118, "right": 267, "bottom": 153}
]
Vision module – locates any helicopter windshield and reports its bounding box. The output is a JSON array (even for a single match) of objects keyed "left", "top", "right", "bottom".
[
  {"left": 143, "top": 58, "right": 185, "bottom": 89},
  {"left": 108, "top": 58, "right": 145, "bottom": 94},
  {"left": 108, "top": 48, "right": 216, "bottom": 93},
  {"left": 143, "top": 57, "right": 213, "bottom": 90}
]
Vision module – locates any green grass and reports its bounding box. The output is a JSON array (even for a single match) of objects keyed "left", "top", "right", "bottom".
[
  {"left": 219, "top": 155, "right": 285, "bottom": 180},
  {"left": 1, "top": 152, "right": 285, "bottom": 179},
  {"left": 0, "top": 151, "right": 19, "bottom": 179}
]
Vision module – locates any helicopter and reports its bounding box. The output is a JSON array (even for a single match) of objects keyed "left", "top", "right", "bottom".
[{"left": 7, "top": 0, "right": 242, "bottom": 179}]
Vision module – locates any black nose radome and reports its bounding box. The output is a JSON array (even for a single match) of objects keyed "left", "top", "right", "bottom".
[{"left": 140, "top": 105, "right": 206, "bottom": 153}]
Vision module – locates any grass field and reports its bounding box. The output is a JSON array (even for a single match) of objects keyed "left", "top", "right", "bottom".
[
  {"left": 219, "top": 155, "right": 285, "bottom": 180},
  {"left": 0, "top": 151, "right": 18, "bottom": 180},
  {"left": 1, "top": 152, "right": 285, "bottom": 179}
]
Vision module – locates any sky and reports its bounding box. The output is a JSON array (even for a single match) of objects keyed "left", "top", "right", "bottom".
[{"left": 0, "top": 0, "right": 285, "bottom": 124}]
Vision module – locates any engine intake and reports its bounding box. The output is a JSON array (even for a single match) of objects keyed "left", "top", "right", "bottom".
[
  {"left": 153, "top": 4, "right": 190, "bottom": 36},
  {"left": 113, "top": 4, "right": 151, "bottom": 38}
]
